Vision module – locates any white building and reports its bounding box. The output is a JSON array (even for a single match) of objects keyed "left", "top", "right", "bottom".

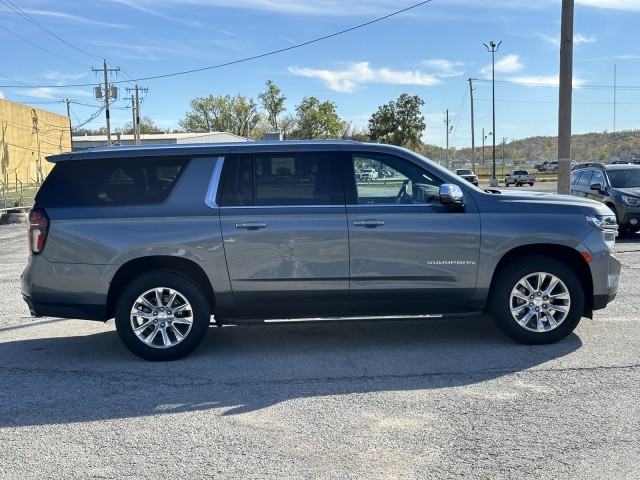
[{"left": 72, "top": 131, "right": 249, "bottom": 150}]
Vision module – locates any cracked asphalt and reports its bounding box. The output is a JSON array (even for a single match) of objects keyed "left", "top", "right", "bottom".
[{"left": 1, "top": 223, "right": 639, "bottom": 479}]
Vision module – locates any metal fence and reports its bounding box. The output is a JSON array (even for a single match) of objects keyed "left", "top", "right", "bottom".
[{"left": 0, "top": 180, "right": 38, "bottom": 210}]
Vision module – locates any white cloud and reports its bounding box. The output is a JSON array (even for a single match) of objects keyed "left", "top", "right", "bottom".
[
  {"left": 574, "top": 33, "right": 597, "bottom": 45},
  {"left": 43, "top": 71, "right": 88, "bottom": 82},
  {"left": 421, "top": 59, "right": 467, "bottom": 77},
  {"left": 538, "top": 33, "right": 597, "bottom": 46},
  {"left": 575, "top": 0, "right": 640, "bottom": 11},
  {"left": 0, "top": 91, "right": 4, "bottom": 100},
  {"left": 288, "top": 62, "right": 441, "bottom": 93},
  {"left": 24, "top": 9, "right": 127, "bottom": 28},
  {"left": 17, "top": 87, "right": 92, "bottom": 99},
  {"left": 481, "top": 54, "right": 525, "bottom": 75},
  {"left": 507, "top": 75, "right": 586, "bottom": 88},
  {"left": 109, "top": 0, "right": 402, "bottom": 16}
]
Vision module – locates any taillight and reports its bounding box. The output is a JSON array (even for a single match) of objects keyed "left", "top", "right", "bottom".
[{"left": 28, "top": 208, "right": 49, "bottom": 254}]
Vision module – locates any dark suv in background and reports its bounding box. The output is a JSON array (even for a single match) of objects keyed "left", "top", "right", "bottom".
[
  {"left": 570, "top": 162, "right": 640, "bottom": 235},
  {"left": 21, "top": 141, "right": 620, "bottom": 360}
]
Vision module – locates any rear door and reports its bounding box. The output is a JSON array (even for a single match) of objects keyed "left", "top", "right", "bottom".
[
  {"left": 219, "top": 151, "right": 349, "bottom": 317},
  {"left": 345, "top": 151, "right": 481, "bottom": 316}
]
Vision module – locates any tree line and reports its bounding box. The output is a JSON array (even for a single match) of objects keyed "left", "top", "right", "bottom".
[{"left": 74, "top": 80, "right": 427, "bottom": 151}]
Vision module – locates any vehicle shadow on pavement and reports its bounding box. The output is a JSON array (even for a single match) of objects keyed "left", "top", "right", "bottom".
[{"left": 0, "top": 315, "right": 582, "bottom": 427}]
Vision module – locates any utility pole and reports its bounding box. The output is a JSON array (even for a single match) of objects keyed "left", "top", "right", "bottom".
[
  {"left": 64, "top": 98, "right": 76, "bottom": 150},
  {"left": 469, "top": 78, "right": 476, "bottom": 172},
  {"left": 126, "top": 85, "right": 148, "bottom": 145},
  {"left": 444, "top": 109, "right": 453, "bottom": 169},
  {"left": 31, "top": 109, "right": 42, "bottom": 183},
  {"left": 484, "top": 40, "right": 501, "bottom": 187},
  {"left": 92, "top": 60, "right": 120, "bottom": 146},
  {"left": 130, "top": 95, "right": 136, "bottom": 144},
  {"left": 557, "top": 0, "right": 573, "bottom": 194}
]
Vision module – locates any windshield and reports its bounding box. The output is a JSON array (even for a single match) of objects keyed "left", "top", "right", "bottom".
[
  {"left": 608, "top": 169, "right": 640, "bottom": 188},
  {"left": 457, "top": 169, "right": 473, "bottom": 175}
]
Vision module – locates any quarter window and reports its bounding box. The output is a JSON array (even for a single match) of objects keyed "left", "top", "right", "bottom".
[{"left": 35, "top": 157, "right": 189, "bottom": 207}]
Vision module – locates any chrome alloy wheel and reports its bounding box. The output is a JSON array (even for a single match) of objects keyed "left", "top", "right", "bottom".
[
  {"left": 129, "top": 287, "right": 194, "bottom": 349},
  {"left": 509, "top": 272, "right": 571, "bottom": 333}
]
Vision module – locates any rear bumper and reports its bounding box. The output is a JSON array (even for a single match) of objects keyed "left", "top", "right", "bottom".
[{"left": 21, "top": 255, "right": 110, "bottom": 321}]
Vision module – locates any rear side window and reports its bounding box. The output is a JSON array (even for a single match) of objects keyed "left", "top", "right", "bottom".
[
  {"left": 36, "top": 157, "right": 189, "bottom": 207},
  {"left": 220, "top": 152, "right": 343, "bottom": 206},
  {"left": 575, "top": 170, "right": 593, "bottom": 187}
]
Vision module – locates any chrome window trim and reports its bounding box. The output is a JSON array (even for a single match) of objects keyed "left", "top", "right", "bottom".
[
  {"left": 205, "top": 157, "right": 225, "bottom": 208},
  {"left": 219, "top": 204, "right": 345, "bottom": 210},
  {"left": 218, "top": 203, "right": 441, "bottom": 210}
]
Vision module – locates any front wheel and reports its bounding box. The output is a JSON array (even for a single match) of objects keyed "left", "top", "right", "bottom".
[
  {"left": 489, "top": 256, "right": 584, "bottom": 344},
  {"left": 115, "top": 271, "right": 211, "bottom": 361}
]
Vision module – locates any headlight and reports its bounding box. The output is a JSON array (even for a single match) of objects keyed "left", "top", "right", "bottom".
[
  {"left": 622, "top": 195, "right": 640, "bottom": 206},
  {"left": 586, "top": 214, "right": 618, "bottom": 232}
]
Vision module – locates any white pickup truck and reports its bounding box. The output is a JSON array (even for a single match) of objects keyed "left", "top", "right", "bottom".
[{"left": 504, "top": 170, "right": 536, "bottom": 187}]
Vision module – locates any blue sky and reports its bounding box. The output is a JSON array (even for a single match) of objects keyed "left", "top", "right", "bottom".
[{"left": 1, "top": 0, "right": 639, "bottom": 148}]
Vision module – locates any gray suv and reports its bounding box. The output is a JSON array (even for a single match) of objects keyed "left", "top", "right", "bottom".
[
  {"left": 570, "top": 162, "right": 640, "bottom": 235},
  {"left": 22, "top": 141, "right": 620, "bottom": 360}
]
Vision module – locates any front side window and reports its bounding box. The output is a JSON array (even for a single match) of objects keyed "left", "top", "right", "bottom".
[
  {"left": 220, "top": 152, "right": 343, "bottom": 206},
  {"left": 350, "top": 153, "right": 444, "bottom": 205},
  {"left": 591, "top": 170, "right": 605, "bottom": 188}
]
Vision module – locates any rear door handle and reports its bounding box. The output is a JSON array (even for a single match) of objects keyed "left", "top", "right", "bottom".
[
  {"left": 353, "top": 220, "right": 385, "bottom": 228},
  {"left": 235, "top": 222, "right": 267, "bottom": 230}
]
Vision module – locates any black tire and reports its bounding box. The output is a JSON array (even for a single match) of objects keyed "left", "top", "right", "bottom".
[
  {"left": 115, "top": 271, "right": 211, "bottom": 361},
  {"left": 489, "top": 256, "right": 584, "bottom": 344},
  {"left": 530, "top": 183, "right": 534, "bottom": 186}
]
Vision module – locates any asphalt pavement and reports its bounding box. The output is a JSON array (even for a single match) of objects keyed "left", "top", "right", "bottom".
[{"left": 1, "top": 221, "right": 639, "bottom": 479}]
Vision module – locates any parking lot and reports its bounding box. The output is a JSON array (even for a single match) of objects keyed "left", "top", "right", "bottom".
[{"left": 1, "top": 222, "right": 639, "bottom": 479}]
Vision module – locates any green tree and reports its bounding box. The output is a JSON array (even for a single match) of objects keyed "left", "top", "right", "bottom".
[
  {"left": 290, "top": 97, "right": 343, "bottom": 140},
  {"left": 258, "top": 80, "right": 287, "bottom": 133},
  {"left": 118, "top": 116, "right": 163, "bottom": 135},
  {"left": 368, "top": 93, "right": 426, "bottom": 150},
  {"left": 179, "top": 94, "right": 261, "bottom": 138}
]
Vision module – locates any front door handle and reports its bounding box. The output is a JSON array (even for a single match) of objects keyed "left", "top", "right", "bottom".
[
  {"left": 235, "top": 222, "right": 267, "bottom": 230},
  {"left": 353, "top": 219, "right": 385, "bottom": 228}
]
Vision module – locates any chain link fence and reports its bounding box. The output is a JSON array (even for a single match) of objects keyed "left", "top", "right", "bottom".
[{"left": 0, "top": 181, "right": 38, "bottom": 211}]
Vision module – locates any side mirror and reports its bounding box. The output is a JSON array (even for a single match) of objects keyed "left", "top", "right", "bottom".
[
  {"left": 440, "top": 184, "right": 464, "bottom": 206},
  {"left": 590, "top": 182, "right": 603, "bottom": 192}
]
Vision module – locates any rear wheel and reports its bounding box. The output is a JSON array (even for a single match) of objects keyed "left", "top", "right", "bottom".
[
  {"left": 115, "top": 271, "right": 211, "bottom": 361},
  {"left": 489, "top": 256, "right": 584, "bottom": 344}
]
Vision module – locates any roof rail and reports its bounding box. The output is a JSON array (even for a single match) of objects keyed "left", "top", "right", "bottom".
[{"left": 571, "top": 162, "right": 606, "bottom": 171}]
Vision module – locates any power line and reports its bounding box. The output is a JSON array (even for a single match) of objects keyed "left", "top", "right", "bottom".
[
  {"left": 0, "top": 0, "right": 434, "bottom": 89},
  {"left": 0, "top": 0, "right": 101, "bottom": 62},
  {"left": 473, "top": 78, "right": 640, "bottom": 91},
  {"left": 0, "top": 72, "right": 68, "bottom": 101},
  {"left": 0, "top": 25, "right": 92, "bottom": 68}
]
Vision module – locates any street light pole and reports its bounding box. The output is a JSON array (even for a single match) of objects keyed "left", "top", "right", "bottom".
[{"left": 484, "top": 40, "right": 501, "bottom": 187}]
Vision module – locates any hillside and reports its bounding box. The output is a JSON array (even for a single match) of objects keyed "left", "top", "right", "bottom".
[{"left": 425, "top": 129, "right": 640, "bottom": 165}]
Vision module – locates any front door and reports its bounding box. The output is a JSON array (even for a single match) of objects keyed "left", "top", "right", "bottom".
[{"left": 346, "top": 152, "right": 481, "bottom": 316}]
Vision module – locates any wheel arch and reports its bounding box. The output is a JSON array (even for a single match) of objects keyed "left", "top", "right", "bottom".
[
  {"left": 106, "top": 256, "right": 216, "bottom": 319},
  {"left": 488, "top": 244, "right": 594, "bottom": 316}
]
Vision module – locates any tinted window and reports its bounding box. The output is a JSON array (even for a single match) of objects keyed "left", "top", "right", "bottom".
[
  {"left": 350, "top": 153, "right": 444, "bottom": 205},
  {"left": 576, "top": 170, "right": 593, "bottom": 187},
  {"left": 220, "top": 152, "right": 343, "bottom": 206},
  {"left": 35, "top": 157, "right": 189, "bottom": 207}
]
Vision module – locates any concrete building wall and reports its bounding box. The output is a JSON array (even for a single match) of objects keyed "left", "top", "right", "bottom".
[{"left": 1, "top": 98, "right": 71, "bottom": 187}]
